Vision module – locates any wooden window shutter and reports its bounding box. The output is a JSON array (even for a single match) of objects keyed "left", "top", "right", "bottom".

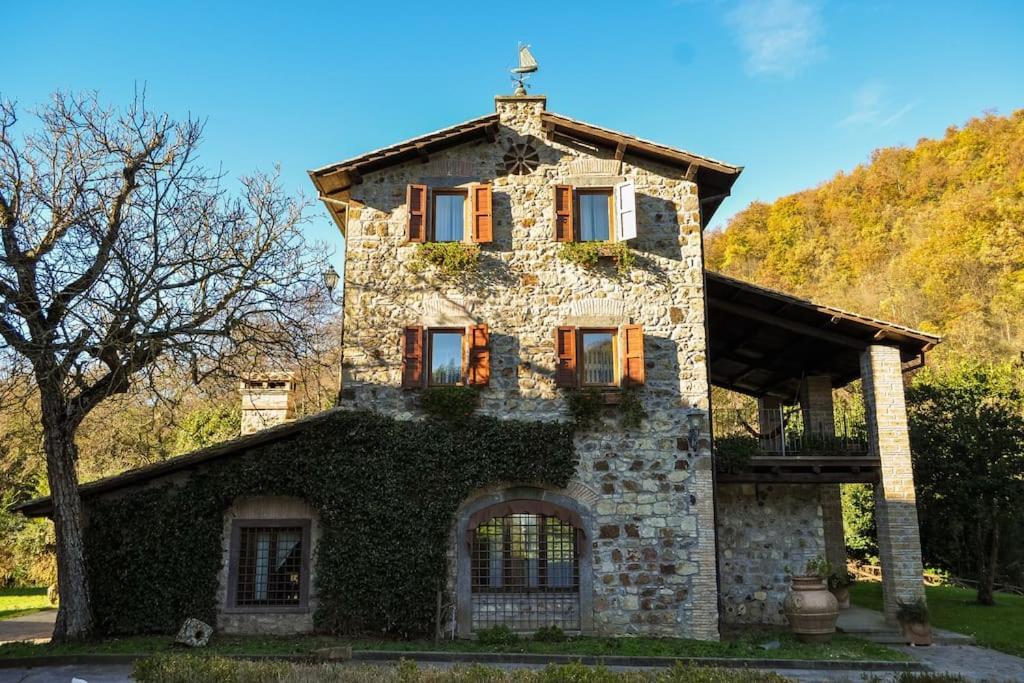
[
  {"left": 467, "top": 324, "right": 490, "bottom": 386},
  {"left": 621, "top": 324, "right": 645, "bottom": 386},
  {"left": 401, "top": 326, "right": 425, "bottom": 389},
  {"left": 553, "top": 185, "right": 574, "bottom": 242},
  {"left": 554, "top": 326, "right": 578, "bottom": 388},
  {"left": 471, "top": 184, "right": 493, "bottom": 243},
  {"left": 406, "top": 184, "right": 428, "bottom": 243},
  {"left": 614, "top": 180, "right": 637, "bottom": 241}
]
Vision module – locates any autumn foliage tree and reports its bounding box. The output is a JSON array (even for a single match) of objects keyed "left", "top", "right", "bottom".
[{"left": 0, "top": 92, "right": 327, "bottom": 640}]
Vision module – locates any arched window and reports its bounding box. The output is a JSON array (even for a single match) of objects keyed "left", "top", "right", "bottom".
[{"left": 468, "top": 504, "right": 582, "bottom": 631}]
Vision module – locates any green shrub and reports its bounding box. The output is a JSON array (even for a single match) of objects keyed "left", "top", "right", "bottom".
[
  {"left": 713, "top": 435, "right": 759, "bottom": 473},
  {"left": 896, "top": 598, "right": 929, "bottom": 624},
  {"left": 565, "top": 388, "right": 605, "bottom": 431},
  {"left": 619, "top": 388, "right": 646, "bottom": 430},
  {"left": 410, "top": 243, "right": 480, "bottom": 277},
  {"left": 532, "top": 625, "right": 567, "bottom": 642},
  {"left": 419, "top": 386, "right": 480, "bottom": 421},
  {"left": 558, "top": 241, "right": 636, "bottom": 275},
  {"left": 84, "top": 410, "right": 575, "bottom": 636},
  {"left": 475, "top": 624, "right": 519, "bottom": 646}
]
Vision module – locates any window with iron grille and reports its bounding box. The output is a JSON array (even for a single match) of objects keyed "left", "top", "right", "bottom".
[
  {"left": 228, "top": 520, "right": 310, "bottom": 611},
  {"left": 470, "top": 513, "right": 580, "bottom": 631}
]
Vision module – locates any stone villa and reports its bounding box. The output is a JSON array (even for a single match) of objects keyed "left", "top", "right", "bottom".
[{"left": 19, "top": 90, "right": 939, "bottom": 640}]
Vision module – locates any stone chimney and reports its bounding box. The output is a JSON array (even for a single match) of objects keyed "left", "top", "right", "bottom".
[{"left": 240, "top": 373, "right": 296, "bottom": 436}]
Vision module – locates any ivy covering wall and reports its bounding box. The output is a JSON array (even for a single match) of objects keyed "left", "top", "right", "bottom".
[{"left": 83, "top": 410, "right": 575, "bottom": 636}]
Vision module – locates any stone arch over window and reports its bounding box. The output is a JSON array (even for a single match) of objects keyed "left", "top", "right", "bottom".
[{"left": 455, "top": 487, "right": 594, "bottom": 635}]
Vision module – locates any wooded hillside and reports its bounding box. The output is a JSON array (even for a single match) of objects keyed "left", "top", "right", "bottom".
[{"left": 706, "top": 110, "right": 1024, "bottom": 365}]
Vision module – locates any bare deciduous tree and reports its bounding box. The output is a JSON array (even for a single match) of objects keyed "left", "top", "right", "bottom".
[{"left": 0, "top": 91, "right": 328, "bottom": 640}]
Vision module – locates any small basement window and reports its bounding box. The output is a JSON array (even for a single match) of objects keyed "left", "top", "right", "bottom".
[
  {"left": 428, "top": 329, "right": 465, "bottom": 386},
  {"left": 228, "top": 520, "right": 310, "bottom": 610},
  {"left": 432, "top": 190, "right": 467, "bottom": 242},
  {"left": 579, "top": 329, "right": 616, "bottom": 386},
  {"left": 578, "top": 189, "right": 612, "bottom": 241}
]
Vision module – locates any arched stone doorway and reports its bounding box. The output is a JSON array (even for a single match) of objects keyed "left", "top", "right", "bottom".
[{"left": 455, "top": 487, "right": 594, "bottom": 635}]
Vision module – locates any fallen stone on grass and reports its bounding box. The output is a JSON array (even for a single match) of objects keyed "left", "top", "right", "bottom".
[{"left": 174, "top": 617, "right": 213, "bottom": 647}]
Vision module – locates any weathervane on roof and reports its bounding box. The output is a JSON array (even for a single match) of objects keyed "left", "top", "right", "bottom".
[{"left": 510, "top": 43, "right": 538, "bottom": 96}]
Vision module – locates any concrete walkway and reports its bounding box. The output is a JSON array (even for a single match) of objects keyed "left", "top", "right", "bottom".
[
  {"left": 0, "top": 611, "right": 55, "bottom": 645},
  {"left": 837, "top": 605, "right": 975, "bottom": 645}
]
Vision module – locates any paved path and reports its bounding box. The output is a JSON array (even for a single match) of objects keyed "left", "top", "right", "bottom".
[
  {"left": 902, "top": 644, "right": 1024, "bottom": 682},
  {"left": 0, "top": 612, "right": 55, "bottom": 645},
  {"left": 0, "top": 663, "right": 133, "bottom": 683}
]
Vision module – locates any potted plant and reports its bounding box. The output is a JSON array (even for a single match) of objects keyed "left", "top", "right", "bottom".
[
  {"left": 828, "top": 566, "right": 855, "bottom": 609},
  {"left": 783, "top": 556, "right": 839, "bottom": 642},
  {"left": 896, "top": 598, "right": 932, "bottom": 646}
]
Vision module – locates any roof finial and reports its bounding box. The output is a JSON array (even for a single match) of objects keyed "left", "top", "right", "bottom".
[{"left": 510, "top": 43, "right": 538, "bottom": 96}]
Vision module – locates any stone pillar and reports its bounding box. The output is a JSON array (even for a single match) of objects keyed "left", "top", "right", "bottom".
[
  {"left": 798, "top": 376, "right": 846, "bottom": 573},
  {"left": 860, "top": 345, "right": 926, "bottom": 623}
]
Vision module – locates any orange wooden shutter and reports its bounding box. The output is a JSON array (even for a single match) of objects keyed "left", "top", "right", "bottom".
[
  {"left": 471, "top": 184, "right": 493, "bottom": 243},
  {"left": 401, "top": 326, "right": 425, "bottom": 389},
  {"left": 406, "top": 184, "right": 428, "bottom": 243},
  {"left": 554, "top": 326, "right": 578, "bottom": 388},
  {"left": 621, "top": 324, "right": 645, "bottom": 386},
  {"left": 553, "top": 185, "right": 574, "bottom": 242},
  {"left": 467, "top": 324, "right": 490, "bottom": 386}
]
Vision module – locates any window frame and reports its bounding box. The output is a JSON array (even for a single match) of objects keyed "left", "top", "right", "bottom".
[
  {"left": 470, "top": 513, "right": 581, "bottom": 594},
  {"left": 575, "top": 188, "right": 615, "bottom": 242},
  {"left": 577, "top": 327, "right": 619, "bottom": 387},
  {"left": 225, "top": 518, "right": 311, "bottom": 614},
  {"left": 426, "top": 327, "right": 466, "bottom": 387},
  {"left": 430, "top": 188, "right": 469, "bottom": 243}
]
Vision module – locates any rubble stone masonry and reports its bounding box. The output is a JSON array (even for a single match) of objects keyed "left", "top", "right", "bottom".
[{"left": 338, "top": 96, "right": 718, "bottom": 638}]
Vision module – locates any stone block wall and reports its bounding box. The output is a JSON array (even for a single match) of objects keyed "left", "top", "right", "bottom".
[
  {"left": 716, "top": 484, "right": 825, "bottom": 626},
  {"left": 338, "top": 96, "right": 718, "bottom": 639}
]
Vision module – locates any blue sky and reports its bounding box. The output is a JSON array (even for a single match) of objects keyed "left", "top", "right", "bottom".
[{"left": 6, "top": 0, "right": 1023, "bottom": 270}]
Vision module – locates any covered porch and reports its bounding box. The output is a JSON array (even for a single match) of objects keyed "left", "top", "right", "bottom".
[{"left": 704, "top": 271, "right": 941, "bottom": 625}]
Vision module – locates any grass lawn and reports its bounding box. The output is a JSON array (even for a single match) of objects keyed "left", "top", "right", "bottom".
[
  {"left": 0, "top": 587, "right": 52, "bottom": 620},
  {"left": 850, "top": 581, "right": 1024, "bottom": 657},
  {"left": 0, "top": 631, "right": 906, "bottom": 662}
]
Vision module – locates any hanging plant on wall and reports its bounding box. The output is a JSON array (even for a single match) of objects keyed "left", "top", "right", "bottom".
[
  {"left": 419, "top": 386, "right": 480, "bottom": 421},
  {"left": 566, "top": 387, "right": 646, "bottom": 431},
  {"left": 558, "top": 241, "right": 636, "bottom": 275},
  {"left": 408, "top": 243, "right": 480, "bottom": 277}
]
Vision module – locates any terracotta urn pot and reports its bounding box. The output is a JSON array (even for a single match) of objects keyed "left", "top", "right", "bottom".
[
  {"left": 784, "top": 576, "right": 839, "bottom": 642},
  {"left": 830, "top": 585, "right": 851, "bottom": 609},
  {"left": 900, "top": 621, "right": 933, "bottom": 646}
]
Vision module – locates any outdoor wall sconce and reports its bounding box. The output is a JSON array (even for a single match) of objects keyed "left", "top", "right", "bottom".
[
  {"left": 322, "top": 265, "right": 340, "bottom": 301},
  {"left": 686, "top": 408, "right": 707, "bottom": 452}
]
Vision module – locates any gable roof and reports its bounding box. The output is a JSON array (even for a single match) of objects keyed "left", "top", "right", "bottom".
[
  {"left": 12, "top": 409, "right": 343, "bottom": 518},
  {"left": 308, "top": 102, "right": 743, "bottom": 229}
]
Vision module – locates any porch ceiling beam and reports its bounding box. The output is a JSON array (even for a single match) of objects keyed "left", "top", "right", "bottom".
[{"left": 708, "top": 298, "right": 867, "bottom": 349}]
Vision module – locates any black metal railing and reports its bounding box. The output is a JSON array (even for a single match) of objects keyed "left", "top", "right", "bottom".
[{"left": 714, "top": 407, "right": 868, "bottom": 457}]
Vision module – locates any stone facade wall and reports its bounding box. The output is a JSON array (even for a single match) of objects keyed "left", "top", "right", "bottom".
[
  {"left": 716, "top": 484, "right": 825, "bottom": 626},
  {"left": 215, "top": 496, "right": 321, "bottom": 634},
  {"left": 338, "top": 96, "right": 718, "bottom": 639}
]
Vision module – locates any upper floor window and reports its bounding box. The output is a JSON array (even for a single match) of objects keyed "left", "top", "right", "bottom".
[
  {"left": 577, "top": 190, "right": 612, "bottom": 242},
  {"left": 432, "top": 191, "right": 466, "bottom": 242},
  {"left": 428, "top": 328, "right": 464, "bottom": 385},
  {"left": 554, "top": 181, "right": 636, "bottom": 243},
  {"left": 406, "top": 184, "right": 492, "bottom": 244},
  {"left": 579, "top": 329, "right": 616, "bottom": 386},
  {"left": 402, "top": 324, "right": 490, "bottom": 389},
  {"left": 555, "top": 324, "right": 645, "bottom": 388}
]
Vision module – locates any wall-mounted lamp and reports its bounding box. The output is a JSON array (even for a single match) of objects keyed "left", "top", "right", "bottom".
[
  {"left": 686, "top": 408, "right": 707, "bottom": 452},
  {"left": 322, "top": 265, "right": 340, "bottom": 301}
]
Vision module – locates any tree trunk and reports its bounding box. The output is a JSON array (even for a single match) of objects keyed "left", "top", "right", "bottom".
[
  {"left": 39, "top": 391, "right": 94, "bottom": 641},
  {"left": 977, "top": 522, "right": 999, "bottom": 607}
]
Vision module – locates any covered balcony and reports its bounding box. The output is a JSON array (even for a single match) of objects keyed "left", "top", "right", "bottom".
[{"left": 704, "top": 271, "right": 941, "bottom": 624}]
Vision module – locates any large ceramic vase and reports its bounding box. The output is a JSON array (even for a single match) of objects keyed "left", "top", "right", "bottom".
[
  {"left": 784, "top": 576, "right": 839, "bottom": 642},
  {"left": 900, "top": 621, "right": 933, "bottom": 646}
]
